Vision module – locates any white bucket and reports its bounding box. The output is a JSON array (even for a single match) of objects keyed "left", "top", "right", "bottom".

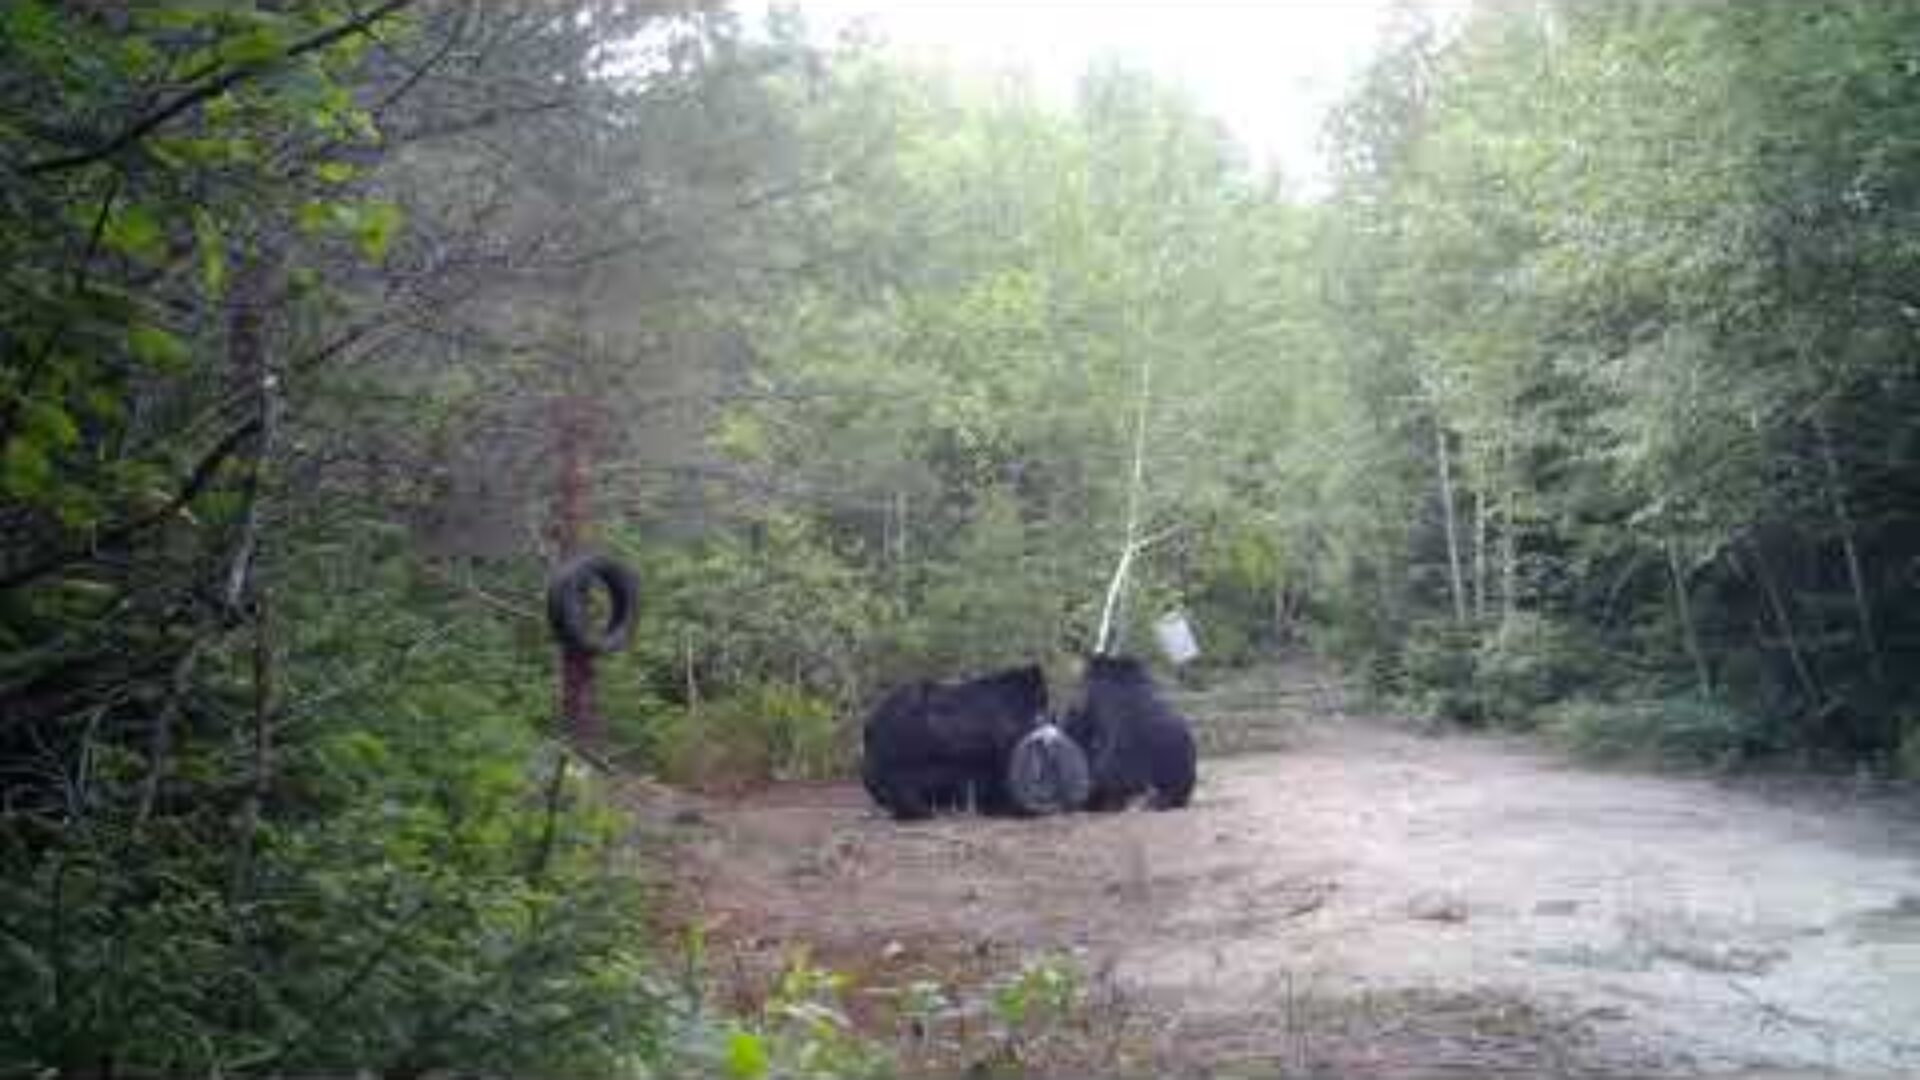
[{"left": 1154, "top": 610, "right": 1200, "bottom": 665}]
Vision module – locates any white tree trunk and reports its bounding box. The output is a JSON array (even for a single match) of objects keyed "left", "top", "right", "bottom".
[
  {"left": 1434, "top": 421, "right": 1467, "bottom": 627},
  {"left": 1666, "top": 539, "right": 1711, "bottom": 698},
  {"left": 1472, "top": 487, "right": 1487, "bottom": 622},
  {"left": 1096, "top": 346, "right": 1155, "bottom": 655},
  {"left": 1816, "top": 419, "right": 1881, "bottom": 684}
]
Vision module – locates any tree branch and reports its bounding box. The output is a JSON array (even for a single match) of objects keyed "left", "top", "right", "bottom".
[
  {"left": 0, "top": 419, "right": 262, "bottom": 592},
  {"left": 21, "top": 0, "right": 419, "bottom": 176}
]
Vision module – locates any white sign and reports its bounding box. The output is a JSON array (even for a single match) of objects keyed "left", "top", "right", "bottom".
[{"left": 1154, "top": 611, "right": 1200, "bottom": 665}]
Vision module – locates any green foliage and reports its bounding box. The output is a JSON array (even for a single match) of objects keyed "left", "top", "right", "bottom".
[
  {"left": 648, "top": 682, "right": 846, "bottom": 789},
  {"left": 648, "top": 9, "right": 1920, "bottom": 765},
  {"left": 11, "top": 0, "right": 1920, "bottom": 1072},
  {"left": 990, "top": 953, "right": 1081, "bottom": 1034},
  {"left": 0, "top": 537, "right": 674, "bottom": 1076},
  {"left": 1897, "top": 716, "right": 1920, "bottom": 782},
  {"left": 1, "top": 5, "right": 785, "bottom": 1074},
  {"left": 1302, "top": 0, "right": 1920, "bottom": 759},
  {"left": 965, "top": 952, "right": 1089, "bottom": 1076},
  {"left": 715, "top": 59, "right": 1310, "bottom": 685},
  {"left": 672, "top": 952, "right": 893, "bottom": 1080},
  {"left": 626, "top": 519, "right": 877, "bottom": 689},
  {"left": 1, "top": 0, "right": 398, "bottom": 530},
  {"left": 918, "top": 490, "right": 1065, "bottom": 671},
  {"left": 1544, "top": 694, "right": 1768, "bottom": 769},
  {"left": 1399, "top": 620, "right": 1480, "bottom": 723},
  {"left": 1472, "top": 613, "right": 1610, "bottom": 728},
  {"left": 297, "top": 197, "right": 405, "bottom": 262}
]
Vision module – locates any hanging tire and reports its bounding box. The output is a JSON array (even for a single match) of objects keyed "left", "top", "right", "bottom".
[
  {"left": 546, "top": 553, "right": 639, "bottom": 655},
  {"left": 1004, "top": 723, "right": 1091, "bottom": 816}
]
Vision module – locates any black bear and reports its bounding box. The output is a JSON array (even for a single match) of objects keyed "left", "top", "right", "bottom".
[
  {"left": 861, "top": 665, "right": 1049, "bottom": 820},
  {"left": 1066, "top": 655, "right": 1197, "bottom": 811}
]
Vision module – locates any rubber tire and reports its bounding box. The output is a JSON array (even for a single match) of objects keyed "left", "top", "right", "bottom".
[
  {"left": 546, "top": 553, "right": 639, "bottom": 655},
  {"left": 1004, "top": 723, "right": 1091, "bottom": 816}
]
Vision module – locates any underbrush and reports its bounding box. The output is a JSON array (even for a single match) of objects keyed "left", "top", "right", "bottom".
[
  {"left": 671, "top": 941, "right": 1118, "bottom": 1080},
  {"left": 643, "top": 683, "right": 851, "bottom": 792},
  {"left": 1391, "top": 613, "right": 1611, "bottom": 730},
  {"left": 0, "top": 536, "right": 875, "bottom": 1078},
  {"left": 1900, "top": 715, "right": 1920, "bottom": 781},
  {"left": 1540, "top": 694, "right": 1763, "bottom": 769}
]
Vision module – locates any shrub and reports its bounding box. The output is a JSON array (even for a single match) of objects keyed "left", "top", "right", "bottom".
[
  {"left": 652, "top": 682, "right": 849, "bottom": 790},
  {"left": 0, "top": 540, "right": 686, "bottom": 1078},
  {"left": 653, "top": 949, "right": 894, "bottom": 1080},
  {"left": 1896, "top": 713, "right": 1920, "bottom": 781},
  {"left": 1473, "top": 612, "right": 1607, "bottom": 728},
  {"left": 1402, "top": 619, "right": 1480, "bottom": 723},
  {"left": 1544, "top": 693, "right": 1761, "bottom": 767}
]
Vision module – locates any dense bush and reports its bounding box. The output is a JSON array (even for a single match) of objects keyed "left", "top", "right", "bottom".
[
  {"left": 1898, "top": 716, "right": 1920, "bottom": 782},
  {"left": 1543, "top": 694, "right": 1771, "bottom": 769},
  {"left": 648, "top": 681, "right": 847, "bottom": 790},
  {"left": 1400, "top": 619, "right": 1481, "bottom": 724},
  {"left": 1470, "top": 613, "right": 1610, "bottom": 728},
  {"left": 0, "top": 544, "right": 671, "bottom": 1076}
]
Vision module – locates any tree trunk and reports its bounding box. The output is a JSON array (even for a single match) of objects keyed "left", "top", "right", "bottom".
[
  {"left": 224, "top": 253, "right": 281, "bottom": 896},
  {"left": 1666, "top": 539, "right": 1711, "bottom": 698},
  {"left": 896, "top": 490, "right": 909, "bottom": 564},
  {"left": 1747, "top": 541, "right": 1820, "bottom": 707},
  {"left": 242, "top": 588, "right": 277, "bottom": 868},
  {"left": 1472, "top": 487, "right": 1487, "bottom": 623},
  {"left": 1499, "top": 487, "right": 1518, "bottom": 625},
  {"left": 1097, "top": 345, "right": 1154, "bottom": 655},
  {"left": 683, "top": 631, "right": 699, "bottom": 714},
  {"left": 1815, "top": 418, "right": 1882, "bottom": 684},
  {"left": 553, "top": 393, "right": 599, "bottom": 745},
  {"left": 1433, "top": 420, "right": 1467, "bottom": 627}
]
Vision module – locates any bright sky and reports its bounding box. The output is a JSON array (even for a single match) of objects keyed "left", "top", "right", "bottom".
[{"left": 776, "top": 1, "right": 1468, "bottom": 191}]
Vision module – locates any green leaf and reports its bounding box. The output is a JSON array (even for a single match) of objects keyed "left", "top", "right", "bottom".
[
  {"left": 120, "top": 36, "right": 163, "bottom": 78},
  {"left": 314, "top": 161, "right": 358, "bottom": 185},
  {"left": 297, "top": 200, "right": 335, "bottom": 235},
  {"left": 54, "top": 577, "right": 116, "bottom": 605},
  {"left": 82, "top": 385, "right": 126, "bottom": 423},
  {"left": 355, "top": 200, "right": 403, "bottom": 263},
  {"left": 22, "top": 401, "right": 78, "bottom": 449},
  {"left": 134, "top": 5, "right": 233, "bottom": 33},
  {"left": 149, "top": 136, "right": 257, "bottom": 168},
  {"left": 299, "top": 199, "right": 404, "bottom": 261},
  {"left": 217, "top": 26, "right": 288, "bottom": 68},
  {"left": 724, "top": 1029, "right": 769, "bottom": 1080},
  {"left": 329, "top": 731, "right": 393, "bottom": 770},
  {"left": 192, "top": 209, "right": 227, "bottom": 297},
  {"left": 203, "top": 91, "right": 241, "bottom": 127},
  {"left": 129, "top": 324, "right": 191, "bottom": 372},
  {"left": 2, "top": 438, "right": 53, "bottom": 500},
  {"left": 2, "top": 0, "right": 60, "bottom": 66},
  {"left": 54, "top": 490, "right": 103, "bottom": 530},
  {"left": 104, "top": 205, "right": 166, "bottom": 264}
]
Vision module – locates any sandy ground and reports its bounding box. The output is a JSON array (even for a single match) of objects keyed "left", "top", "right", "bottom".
[{"left": 656, "top": 686, "right": 1920, "bottom": 1078}]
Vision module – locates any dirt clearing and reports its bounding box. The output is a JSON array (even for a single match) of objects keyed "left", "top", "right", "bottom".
[{"left": 654, "top": 677, "right": 1920, "bottom": 1077}]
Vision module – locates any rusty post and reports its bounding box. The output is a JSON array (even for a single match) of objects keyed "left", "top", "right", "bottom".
[{"left": 553, "top": 393, "right": 602, "bottom": 745}]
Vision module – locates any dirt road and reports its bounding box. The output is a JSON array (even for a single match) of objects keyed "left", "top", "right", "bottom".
[{"left": 662, "top": 693, "right": 1920, "bottom": 1077}]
